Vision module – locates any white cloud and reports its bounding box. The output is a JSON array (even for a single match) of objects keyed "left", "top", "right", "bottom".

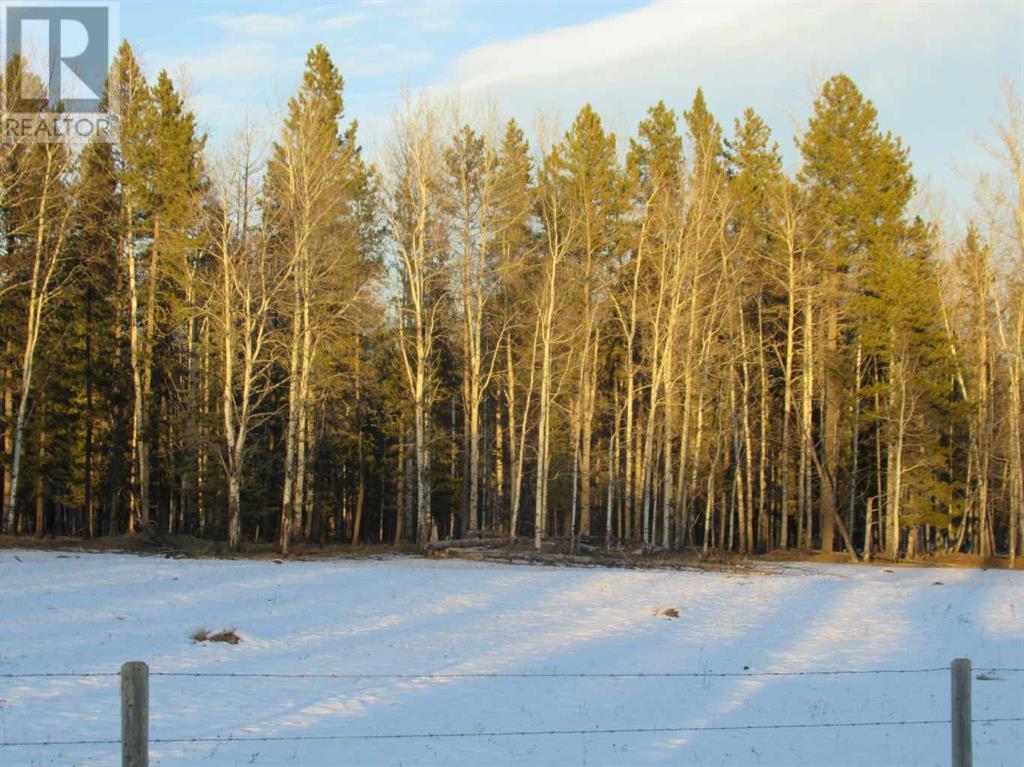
[
  {"left": 201, "top": 12, "right": 304, "bottom": 38},
  {"left": 339, "top": 43, "right": 435, "bottom": 77},
  {"left": 177, "top": 41, "right": 278, "bottom": 81},
  {"left": 323, "top": 13, "right": 364, "bottom": 30},
  {"left": 384, "top": 0, "right": 461, "bottom": 33},
  {"left": 447, "top": 0, "right": 1007, "bottom": 96}
]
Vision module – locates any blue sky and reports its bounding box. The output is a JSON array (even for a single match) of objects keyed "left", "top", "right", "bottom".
[{"left": 118, "top": 0, "right": 1021, "bottom": 217}]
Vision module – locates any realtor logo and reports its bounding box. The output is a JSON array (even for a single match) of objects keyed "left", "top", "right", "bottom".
[{"left": 2, "top": 1, "right": 119, "bottom": 142}]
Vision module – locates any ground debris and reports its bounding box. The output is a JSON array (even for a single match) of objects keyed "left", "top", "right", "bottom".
[
  {"left": 426, "top": 540, "right": 773, "bottom": 574},
  {"left": 192, "top": 627, "right": 242, "bottom": 645}
]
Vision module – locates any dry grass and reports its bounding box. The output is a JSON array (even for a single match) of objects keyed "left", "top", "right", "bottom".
[{"left": 191, "top": 627, "right": 242, "bottom": 645}]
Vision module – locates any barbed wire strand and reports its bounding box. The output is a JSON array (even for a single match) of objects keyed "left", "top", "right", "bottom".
[
  {"left": 2, "top": 718, "right": 1022, "bottom": 748},
  {"left": 0, "top": 672, "right": 119, "bottom": 678},
  {"left": 149, "top": 668, "right": 953, "bottom": 679},
  {"left": 6, "top": 666, "right": 1020, "bottom": 680}
]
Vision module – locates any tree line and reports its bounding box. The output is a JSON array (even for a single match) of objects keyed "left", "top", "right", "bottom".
[{"left": 2, "top": 43, "right": 1022, "bottom": 562}]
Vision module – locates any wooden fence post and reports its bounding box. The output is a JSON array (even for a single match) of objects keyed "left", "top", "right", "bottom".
[
  {"left": 121, "top": 661, "right": 149, "bottom": 767},
  {"left": 951, "top": 658, "right": 972, "bottom": 767}
]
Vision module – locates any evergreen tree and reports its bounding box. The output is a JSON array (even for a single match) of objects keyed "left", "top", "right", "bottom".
[
  {"left": 728, "top": 108, "right": 783, "bottom": 238},
  {"left": 491, "top": 119, "right": 535, "bottom": 539},
  {"left": 855, "top": 219, "right": 953, "bottom": 555},
  {"left": 798, "top": 73, "right": 915, "bottom": 553},
  {"left": 66, "top": 141, "right": 124, "bottom": 537},
  {"left": 549, "top": 104, "right": 623, "bottom": 538},
  {"left": 108, "top": 41, "right": 154, "bottom": 531},
  {"left": 265, "top": 44, "right": 366, "bottom": 552},
  {"left": 627, "top": 100, "right": 683, "bottom": 200},
  {"left": 684, "top": 87, "right": 724, "bottom": 176}
]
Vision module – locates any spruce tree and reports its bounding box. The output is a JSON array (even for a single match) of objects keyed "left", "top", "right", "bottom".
[
  {"left": 146, "top": 70, "right": 206, "bottom": 533},
  {"left": 66, "top": 140, "right": 123, "bottom": 537},
  {"left": 492, "top": 119, "right": 534, "bottom": 539},
  {"left": 551, "top": 104, "right": 623, "bottom": 538},
  {"left": 684, "top": 87, "right": 724, "bottom": 176},
  {"left": 266, "top": 44, "right": 363, "bottom": 551},
  {"left": 108, "top": 41, "right": 154, "bottom": 531},
  {"left": 798, "top": 73, "right": 914, "bottom": 554}
]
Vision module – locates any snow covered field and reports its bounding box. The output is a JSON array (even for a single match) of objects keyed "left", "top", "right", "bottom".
[{"left": 0, "top": 551, "right": 1021, "bottom": 767}]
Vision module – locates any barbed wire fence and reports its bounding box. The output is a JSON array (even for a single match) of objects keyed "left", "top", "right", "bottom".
[
  {"left": 1, "top": 660, "right": 1021, "bottom": 765},
  {"left": 4, "top": 664, "right": 1021, "bottom": 679}
]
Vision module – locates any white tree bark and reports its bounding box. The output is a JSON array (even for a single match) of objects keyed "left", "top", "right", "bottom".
[{"left": 4, "top": 145, "right": 74, "bottom": 532}]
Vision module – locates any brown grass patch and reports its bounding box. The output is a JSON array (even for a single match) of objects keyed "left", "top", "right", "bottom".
[{"left": 191, "top": 627, "right": 241, "bottom": 645}]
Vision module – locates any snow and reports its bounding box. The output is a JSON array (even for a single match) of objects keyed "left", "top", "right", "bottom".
[{"left": 0, "top": 551, "right": 1021, "bottom": 766}]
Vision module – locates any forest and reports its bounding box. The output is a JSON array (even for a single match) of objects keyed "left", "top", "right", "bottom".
[{"left": 1, "top": 43, "right": 1022, "bottom": 563}]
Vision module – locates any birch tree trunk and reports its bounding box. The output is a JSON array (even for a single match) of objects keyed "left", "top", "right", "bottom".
[
  {"left": 279, "top": 272, "right": 302, "bottom": 554},
  {"left": 389, "top": 100, "right": 445, "bottom": 546},
  {"left": 5, "top": 147, "right": 73, "bottom": 533},
  {"left": 212, "top": 136, "right": 276, "bottom": 552},
  {"left": 533, "top": 175, "right": 569, "bottom": 550},
  {"left": 799, "top": 290, "right": 814, "bottom": 550}
]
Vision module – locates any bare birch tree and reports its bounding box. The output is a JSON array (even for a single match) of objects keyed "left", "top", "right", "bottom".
[
  {"left": 208, "top": 131, "right": 283, "bottom": 550},
  {"left": 387, "top": 95, "right": 447, "bottom": 545}
]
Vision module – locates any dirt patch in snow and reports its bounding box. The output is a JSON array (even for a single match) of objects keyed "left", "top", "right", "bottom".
[{"left": 192, "top": 628, "right": 242, "bottom": 645}]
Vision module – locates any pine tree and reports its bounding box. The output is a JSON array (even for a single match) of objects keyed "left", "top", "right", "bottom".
[
  {"left": 492, "top": 119, "right": 535, "bottom": 540},
  {"left": 684, "top": 87, "right": 724, "bottom": 176},
  {"left": 66, "top": 140, "right": 123, "bottom": 537},
  {"left": 622, "top": 101, "right": 687, "bottom": 546},
  {"left": 728, "top": 108, "right": 783, "bottom": 242},
  {"left": 551, "top": 104, "right": 623, "bottom": 540},
  {"left": 266, "top": 45, "right": 367, "bottom": 551},
  {"left": 855, "top": 219, "right": 953, "bottom": 556},
  {"left": 627, "top": 101, "right": 682, "bottom": 199},
  {"left": 108, "top": 41, "right": 154, "bottom": 531},
  {"left": 727, "top": 108, "right": 785, "bottom": 552},
  {"left": 798, "top": 73, "right": 914, "bottom": 555}
]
